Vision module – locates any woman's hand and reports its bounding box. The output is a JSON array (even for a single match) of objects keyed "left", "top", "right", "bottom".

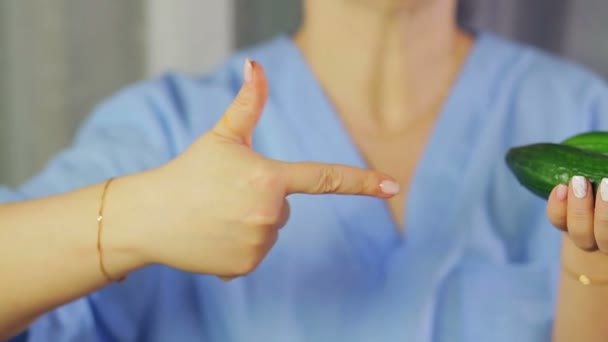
[
  {"left": 547, "top": 176, "right": 608, "bottom": 252},
  {"left": 548, "top": 177, "right": 608, "bottom": 342},
  {"left": 0, "top": 59, "right": 398, "bottom": 337},
  {"left": 128, "top": 60, "right": 399, "bottom": 279}
]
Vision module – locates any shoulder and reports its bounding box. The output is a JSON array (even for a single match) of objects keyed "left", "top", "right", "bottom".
[
  {"left": 475, "top": 32, "right": 608, "bottom": 137},
  {"left": 480, "top": 32, "right": 607, "bottom": 93}
]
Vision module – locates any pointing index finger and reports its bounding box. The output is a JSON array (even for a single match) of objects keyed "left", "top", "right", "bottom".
[{"left": 282, "top": 162, "right": 399, "bottom": 198}]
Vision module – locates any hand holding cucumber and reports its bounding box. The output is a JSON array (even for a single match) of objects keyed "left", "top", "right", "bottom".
[{"left": 507, "top": 132, "right": 608, "bottom": 252}]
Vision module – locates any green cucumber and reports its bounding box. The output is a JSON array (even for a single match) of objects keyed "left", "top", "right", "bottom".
[
  {"left": 562, "top": 131, "right": 608, "bottom": 156},
  {"left": 505, "top": 143, "right": 608, "bottom": 199}
]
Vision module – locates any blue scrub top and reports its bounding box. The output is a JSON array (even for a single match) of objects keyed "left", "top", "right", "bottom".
[{"left": 3, "top": 32, "right": 608, "bottom": 342}]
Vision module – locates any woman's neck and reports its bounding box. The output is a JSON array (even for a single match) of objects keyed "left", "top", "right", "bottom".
[{"left": 294, "top": 0, "right": 472, "bottom": 133}]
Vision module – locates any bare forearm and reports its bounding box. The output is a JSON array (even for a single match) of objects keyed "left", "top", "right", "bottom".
[
  {"left": 554, "top": 238, "right": 608, "bottom": 341},
  {"left": 0, "top": 173, "right": 155, "bottom": 339}
]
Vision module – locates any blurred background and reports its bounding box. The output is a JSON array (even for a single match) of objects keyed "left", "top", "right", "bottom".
[{"left": 0, "top": 0, "right": 607, "bottom": 187}]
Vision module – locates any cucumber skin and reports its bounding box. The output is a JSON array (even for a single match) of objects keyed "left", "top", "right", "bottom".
[
  {"left": 562, "top": 131, "right": 608, "bottom": 156},
  {"left": 505, "top": 143, "right": 608, "bottom": 199}
]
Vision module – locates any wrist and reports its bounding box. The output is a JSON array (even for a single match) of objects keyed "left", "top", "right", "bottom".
[
  {"left": 561, "top": 237, "right": 608, "bottom": 278},
  {"left": 101, "top": 171, "right": 162, "bottom": 278}
]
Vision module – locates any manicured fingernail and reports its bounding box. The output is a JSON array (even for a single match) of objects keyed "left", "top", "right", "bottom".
[
  {"left": 601, "top": 178, "right": 608, "bottom": 202},
  {"left": 572, "top": 176, "right": 587, "bottom": 199},
  {"left": 555, "top": 184, "right": 568, "bottom": 201},
  {"left": 380, "top": 180, "right": 400, "bottom": 195},
  {"left": 243, "top": 58, "right": 253, "bottom": 83}
]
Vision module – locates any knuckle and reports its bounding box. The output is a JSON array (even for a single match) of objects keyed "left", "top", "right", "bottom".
[
  {"left": 234, "top": 252, "right": 262, "bottom": 275},
  {"left": 580, "top": 243, "right": 598, "bottom": 252},
  {"left": 246, "top": 209, "right": 282, "bottom": 227},
  {"left": 569, "top": 232, "right": 597, "bottom": 251},
  {"left": 546, "top": 204, "right": 562, "bottom": 219},
  {"left": 365, "top": 174, "right": 381, "bottom": 193},
  {"left": 277, "top": 204, "right": 291, "bottom": 228},
  {"left": 316, "top": 166, "right": 343, "bottom": 194},
  {"left": 549, "top": 218, "right": 567, "bottom": 231},
  {"left": 240, "top": 226, "right": 268, "bottom": 246},
  {"left": 547, "top": 211, "right": 567, "bottom": 230},
  {"left": 594, "top": 223, "right": 608, "bottom": 250},
  {"left": 248, "top": 163, "right": 284, "bottom": 192},
  {"left": 568, "top": 210, "right": 592, "bottom": 224},
  {"left": 595, "top": 237, "right": 608, "bottom": 253},
  {"left": 268, "top": 230, "right": 279, "bottom": 246},
  {"left": 595, "top": 215, "right": 608, "bottom": 228},
  {"left": 232, "top": 94, "right": 253, "bottom": 110}
]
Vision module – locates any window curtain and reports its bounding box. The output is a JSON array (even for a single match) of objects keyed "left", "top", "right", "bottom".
[{"left": 0, "top": 0, "right": 145, "bottom": 186}]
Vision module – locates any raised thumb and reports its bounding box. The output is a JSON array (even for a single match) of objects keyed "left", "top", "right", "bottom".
[{"left": 213, "top": 59, "right": 269, "bottom": 146}]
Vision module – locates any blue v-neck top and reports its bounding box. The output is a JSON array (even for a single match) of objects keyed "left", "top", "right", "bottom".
[{"left": 4, "top": 32, "right": 608, "bottom": 342}]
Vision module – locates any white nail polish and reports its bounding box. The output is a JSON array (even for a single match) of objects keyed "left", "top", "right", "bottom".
[
  {"left": 380, "top": 180, "right": 400, "bottom": 195},
  {"left": 243, "top": 58, "right": 253, "bottom": 83},
  {"left": 601, "top": 178, "right": 608, "bottom": 202},
  {"left": 572, "top": 176, "right": 587, "bottom": 199},
  {"left": 555, "top": 184, "right": 568, "bottom": 201}
]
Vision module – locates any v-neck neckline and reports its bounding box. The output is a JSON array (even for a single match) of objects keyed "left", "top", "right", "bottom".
[{"left": 271, "top": 31, "right": 496, "bottom": 266}]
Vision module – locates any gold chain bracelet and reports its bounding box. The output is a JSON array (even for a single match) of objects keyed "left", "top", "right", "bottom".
[
  {"left": 97, "top": 178, "right": 125, "bottom": 283},
  {"left": 562, "top": 262, "right": 608, "bottom": 286}
]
